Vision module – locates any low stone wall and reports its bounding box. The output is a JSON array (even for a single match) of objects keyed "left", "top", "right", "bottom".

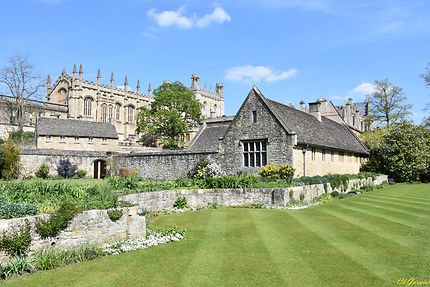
[
  {"left": 0, "top": 206, "right": 146, "bottom": 261},
  {"left": 113, "top": 150, "right": 219, "bottom": 180},
  {"left": 120, "top": 175, "right": 388, "bottom": 211},
  {"left": 20, "top": 149, "right": 111, "bottom": 178}
]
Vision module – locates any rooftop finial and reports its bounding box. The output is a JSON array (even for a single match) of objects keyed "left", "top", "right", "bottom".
[
  {"left": 47, "top": 74, "right": 51, "bottom": 86},
  {"left": 110, "top": 72, "right": 114, "bottom": 83},
  {"left": 79, "top": 64, "right": 83, "bottom": 75},
  {"left": 124, "top": 76, "right": 128, "bottom": 86},
  {"left": 97, "top": 68, "right": 101, "bottom": 79},
  {"left": 61, "top": 67, "right": 66, "bottom": 75},
  {"left": 73, "top": 64, "right": 77, "bottom": 74}
]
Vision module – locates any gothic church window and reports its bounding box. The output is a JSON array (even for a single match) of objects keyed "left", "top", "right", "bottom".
[
  {"left": 108, "top": 105, "right": 113, "bottom": 121},
  {"left": 101, "top": 104, "right": 107, "bottom": 122},
  {"left": 115, "top": 104, "right": 121, "bottom": 121},
  {"left": 84, "top": 97, "right": 93, "bottom": 117},
  {"left": 127, "top": 106, "right": 135, "bottom": 123}
]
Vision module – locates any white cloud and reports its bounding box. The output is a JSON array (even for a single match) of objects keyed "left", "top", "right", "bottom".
[
  {"left": 331, "top": 82, "right": 376, "bottom": 102},
  {"left": 225, "top": 65, "right": 298, "bottom": 83},
  {"left": 351, "top": 82, "right": 376, "bottom": 96},
  {"left": 147, "top": 6, "right": 230, "bottom": 29}
]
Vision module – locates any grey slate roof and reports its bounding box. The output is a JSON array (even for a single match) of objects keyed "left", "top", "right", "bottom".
[
  {"left": 188, "top": 118, "right": 232, "bottom": 152},
  {"left": 37, "top": 118, "right": 118, "bottom": 139},
  {"left": 265, "top": 98, "right": 369, "bottom": 155}
]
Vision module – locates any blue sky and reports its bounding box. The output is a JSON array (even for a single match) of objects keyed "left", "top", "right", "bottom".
[{"left": 1, "top": 0, "right": 429, "bottom": 123}]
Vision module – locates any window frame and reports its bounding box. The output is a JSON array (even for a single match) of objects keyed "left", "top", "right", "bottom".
[{"left": 242, "top": 139, "right": 268, "bottom": 168}]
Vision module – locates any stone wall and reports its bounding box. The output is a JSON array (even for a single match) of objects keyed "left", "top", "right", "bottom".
[
  {"left": 120, "top": 175, "right": 388, "bottom": 211},
  {"left": 20, "top": 149, "right": 111, "bottom": 178},
  {"left": 0, "top": 206, "right": 146, "bottom": 261},
  {"left": 113, "top": 150, "right": 219, "bottom": 180}
]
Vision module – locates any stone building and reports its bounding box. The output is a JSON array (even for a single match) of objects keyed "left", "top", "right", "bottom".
[
  {"left": 36, "top": 118, "right": 118, "bottom": 152},
  {"left": 189, "top": 86, "right": 369, "bottom": 177},
  {"left": 45, "top": 66, "right": 224, "bottom": 144},
  {"left": 300, "top": 97, "right": 370, "bottom": 133}
]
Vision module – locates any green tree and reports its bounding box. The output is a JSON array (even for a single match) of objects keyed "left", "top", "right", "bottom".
[
  {"left": 136, "top": 81, "right": 202, "bottom": 148},
  {"left": 0, "top": 137, "right": 20, "bottom": 179},
  {"left": 359, "top": 128, "right": 390, "bottom": 173},
  {"left": 366, "top": 79, "right": 412, "bottom": 128},
  {"left": 378, "top": 122, "right": 430, "bottom": 182}
]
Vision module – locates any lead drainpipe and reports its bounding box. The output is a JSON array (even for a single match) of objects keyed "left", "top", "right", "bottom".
[{"left": 302, "top": 145, "right": 309, "bottom": 177}]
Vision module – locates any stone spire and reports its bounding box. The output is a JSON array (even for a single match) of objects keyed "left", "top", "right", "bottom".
[
  {"left": 61, "top": 67, "right": 66, "bottom": 76},
  {"left": 72, "top": 64, "right": 77, "bottom": 81},
  {"left": 110, "top": 72, "right": 114, "bottom": 86},
  {"left": 147, "top": 83, "right": 152, "bottom": 97},
  {"left": 97, "top": 68, "right": 101, "bottom": 84},
  {"left": 136, "top": 80, "right": 140, "bottom": 95},
  {"left": 79, "top": 64, "right": 83, "bottom": 78},
  {"left": 124, "top": 76, "right": 128, "bottom": 87},
  {"left": 46, "top": 75, "right": 51, "bottom": 101}
]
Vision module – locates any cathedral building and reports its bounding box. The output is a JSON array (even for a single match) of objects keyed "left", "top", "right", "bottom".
[{"left": 45, "top": 65, "right": 224, "bottom": 144}]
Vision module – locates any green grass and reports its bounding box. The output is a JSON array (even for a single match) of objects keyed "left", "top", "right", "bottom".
[{"left": 3, "top": 183, "right": 429, "bottom": 286}]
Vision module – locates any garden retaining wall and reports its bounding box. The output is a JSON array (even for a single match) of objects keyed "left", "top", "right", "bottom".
[
  {"left": 0, "top": 206, "right": 146, "bottom": 261},
  {"left": 120, "top": 175, "right": 388, "bottom": 211}
]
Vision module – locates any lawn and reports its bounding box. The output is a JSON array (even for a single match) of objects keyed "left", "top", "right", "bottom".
[{"left": 3, "top": 183, "right": 429, "bottom": 287}]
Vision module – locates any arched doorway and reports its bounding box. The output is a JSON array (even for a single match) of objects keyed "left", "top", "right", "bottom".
[{"left": 93, "top": 159, "right": 107, "bottom": 179}]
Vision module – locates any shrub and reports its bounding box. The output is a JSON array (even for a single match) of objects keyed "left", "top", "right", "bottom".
[
  {"left": 9, "top": 131, "right": 34, "bottom": 145},
  {"left": 0, "top": 137, "right": 20, "bottom": 179},
  {"left": 331, "top": 191, "right": 340, "bottom": 198},
  {"left": 0, "top": 222, "right": 32, "bottom": 257},
  {"left": 0, "top": 256, "right": 34, "bottom": 280},
  {"left": 36, "top": 202, "right": 79, "bottom": 239},
  {"left": 56, "top": 158, "right": 78, "bottom": 178},
  {"left": 378, "top": 123, "right": 430, "bottom": 182},
  {"left": 33, "top": 245, "right": 103, "bottom": 271},
  {"left": 107, "top": 176, "right": 140, "bottom": 190},
  {"left": 35, "top": 163, "right": 50, "bottom": 179},
  {"left": 259, "top": 163, "right": 296, "bottom": 182},
  {"left": 76, "top": 169, "right": 87, "bottom": 179},
  {"left": 173, "top": 196, "right": 188, "bottom": 209},
  {"left": 0, "top": 198, "right": 37, "bottom": 219},
  {"left": 107, "top": 209, "right": 123, "bottom": 222},
  {"left": 188, "top": 158, "right": 225, "bottom": 179}
]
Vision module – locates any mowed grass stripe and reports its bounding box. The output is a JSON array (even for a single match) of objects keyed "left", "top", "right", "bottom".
[
  {"left": 365, "top": 193, "right": 430, "bottom": 206},
  {"left": 291, "top": 207, "right": 411, "bottom": 283},
  {"left": 219, "top": 209, "right": 286, "bottom": 287},
  {"left": 347, "top": 199, "right": 428, "bottom": 219},
  {"left": 322, "top": 204, "right": 428, "bottom": 249},
  {"left": 358, "top": 196, "right": 430, "bottom": 213},
  {"left": 179, "top": 209, "right": 226, "bottom": 287},
  {"left": 338, "top": 201, "right": 427, "bottom": 232},
  {"left": 249, "top": 209, "right": 322, "bottom": 286}
]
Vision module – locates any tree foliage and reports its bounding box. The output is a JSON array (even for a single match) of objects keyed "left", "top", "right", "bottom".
[
  {"left": 136, "top": 81, "right": 202, "bottom": 148},
  {"left": 0, "top": 137, "right": 20, "bottom": 179},
  {"left": 359, "top": 128, "right": 390, "bottom": 173},
  {"left": 0, "top": 54, "right": 43, "bottom": 131},
  {"left": 366, "top": 79, "right": 412, "bottom": 128},
  {"left": 377, "top": 123, "right": 430, "bottom": 182}
]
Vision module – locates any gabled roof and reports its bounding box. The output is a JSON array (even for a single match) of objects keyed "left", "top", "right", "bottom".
[
  {"left": 265, "top": 99, "right": 369, "bottom": 155},
  {"left": 187, "top": 117, "right": 232, "bottom": 152},
  {"left": 37, "top": 118, "right": 118, "bottom": 139}
]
